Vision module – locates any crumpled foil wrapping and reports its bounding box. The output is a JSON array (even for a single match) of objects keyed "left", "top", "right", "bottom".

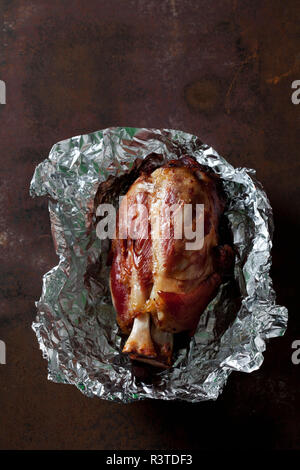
[{"left": 30, "top": 127, "right": 288, "bottom": 403}]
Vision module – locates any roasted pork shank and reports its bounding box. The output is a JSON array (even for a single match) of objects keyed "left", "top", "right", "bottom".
[{"left": 109, "top": 156, "right": 233, "bottom": 367}]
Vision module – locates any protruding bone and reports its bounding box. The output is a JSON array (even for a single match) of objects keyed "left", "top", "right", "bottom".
[
  {"left": 126, "top": 319, "right": 174, "bottom": 369},
  {"left": 123, "top": 312, "right": 156, "bottom": 358}
]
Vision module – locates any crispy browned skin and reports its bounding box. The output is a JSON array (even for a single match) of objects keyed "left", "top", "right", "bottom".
[{"left": 110, "top": 156, "right": 234, "bottom": 367}]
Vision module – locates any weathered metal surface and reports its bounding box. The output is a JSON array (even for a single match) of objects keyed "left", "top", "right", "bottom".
[{"left": 0, "top": 0, "right": 299, "bottom": 450}]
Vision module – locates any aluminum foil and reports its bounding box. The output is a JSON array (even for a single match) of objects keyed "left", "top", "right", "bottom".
[{"left": 30, "top": 127, "right": 288, "bottom": 403}]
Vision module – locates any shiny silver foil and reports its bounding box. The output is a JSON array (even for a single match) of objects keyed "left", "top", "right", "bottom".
[{"left": 30, "top": 127, "right": 288, "bottom": 402}]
